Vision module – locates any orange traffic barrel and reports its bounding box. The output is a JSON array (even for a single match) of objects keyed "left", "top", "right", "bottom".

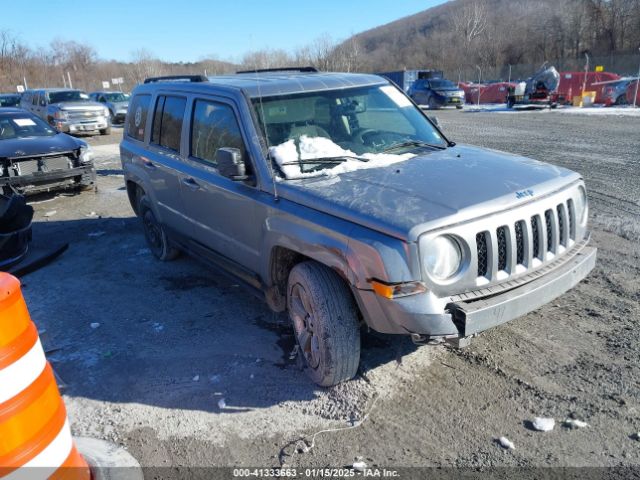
[{"left": 0, "top": 272, "right": 90, "bottom": 480}]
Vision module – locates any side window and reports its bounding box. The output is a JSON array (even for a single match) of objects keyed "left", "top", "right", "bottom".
[
  {"left": 190, "top": 100, "right": 247, "bottom": 166},
  {"left": 151, "top": 95, "right": 186, "bottom": 152},
  {"left": 32, "top": 93, "right": 39, "bottom": 106},
  {"left": 126, "top": 94, "right": 151, "bottom": 142}
]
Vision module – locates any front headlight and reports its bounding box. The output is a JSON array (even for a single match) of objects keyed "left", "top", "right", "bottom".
[
  {"left": 574, "top": 186, "right": 588, "bottom": 225},
  {"left": 422, "top": 235, "right": 462, "bottom": 280},
  {"left": 103, "top": 107, "right": 110, "bottom": 117},
  {"left": 79, "top": 145, "right": 94, "bottom": 164},
  {"left": 53, "top": 110, "right": 68, "bottom": 120}
]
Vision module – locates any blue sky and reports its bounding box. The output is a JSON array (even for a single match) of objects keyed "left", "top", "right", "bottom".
[{"left": 4, "top": 0, "right": 443, "bottom": 63}]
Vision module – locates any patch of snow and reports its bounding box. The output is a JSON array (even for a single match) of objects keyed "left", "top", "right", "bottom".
[
  {"left": 88, "top": 231, "right": 106, "bottom": 238},
  {"left": 192, "top": 375, "right": 200, "bottom": 382},
  {"left": 209, "top": 374, "right": 221, "bottom": 384},
  {"left": 217, "top": 398, "right": 226, "bottom": 409},
  {"left": 498, "top": 436, "right": 515, "bottom": 449},
  {"left": 563, "top": 418, "right": 588, "bottom": 429},
  {"left": 532, "top": 417, "right": 555, "bottom": 432},
  {"left": 85, "top": 211, "right": 98, "bottom": 217},
  {"left": 352, "top": 460, "right": 367, "bottom": 472},
  {"left": 555, "top": 106, "right": 640, "bottom": 116},
  {"left": 270, "top": 135, "right": 414, "bottom": 180},
  {"left": 90, "top": 322, "right": 100, "bottom": 329},
  {"left": 136, "top": 248, "right": 151, "bottom": 256},
  {"left": 151, "top": 322, "right": 164, "bottom": 332},
  {"left": 43, "top": 210, "right": 57, "bottom": 217}
]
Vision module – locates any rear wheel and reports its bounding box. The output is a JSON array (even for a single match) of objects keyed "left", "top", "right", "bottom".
[
  {"left": 615, "top": 95, "right": 628, "bottom": 106},
  {"left": 287, "top": 261, "right": 360, "bottom": 387},
  {"left": 138, "top": 195, "right": 179, "bottom": 261}
]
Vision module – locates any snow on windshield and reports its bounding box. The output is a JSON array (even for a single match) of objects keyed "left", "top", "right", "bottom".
[{"left": 270, "top": 135, "right": 415, "bottom": 180}]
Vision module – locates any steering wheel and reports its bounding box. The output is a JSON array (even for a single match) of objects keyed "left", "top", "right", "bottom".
[{"left": 354, "top": 128, "right": 380, "bottom": 145}]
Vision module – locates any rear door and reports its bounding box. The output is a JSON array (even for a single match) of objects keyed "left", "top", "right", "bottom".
[
  {"left": 146, "top": 94, "right": 194, "bottom": 237},
  {"left": 178, "top": 96, "right": 261, "bottom": 271}
]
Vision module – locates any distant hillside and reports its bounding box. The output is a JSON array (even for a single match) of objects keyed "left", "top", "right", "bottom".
[{"left": 348, "top": 0, "right": 640, "bottom": 79}]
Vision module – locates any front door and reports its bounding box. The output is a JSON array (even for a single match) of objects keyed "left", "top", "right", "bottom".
[{"left": 178, "top": 97, "right": 261, "bottom": 271}]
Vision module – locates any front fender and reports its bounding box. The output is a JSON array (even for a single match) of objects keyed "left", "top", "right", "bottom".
[{"left": 259, "top": 201, "right": 418, "bottom": 291}]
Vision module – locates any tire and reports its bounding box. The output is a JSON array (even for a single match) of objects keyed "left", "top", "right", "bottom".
[
  {"left": 287, "top": 261, "right": 360, "bottom": 386},
  {"left": 507, "top": 97, "right": 515, "bottom": 109},
  {"left": 428, "top": 97, "right": 438, "bottom": 110},
  {"left": 138, "top": 195, "right": 179, "bottom": 261},
  {"left": 100, "top": 126, "right": 111, "bottom": 135},
  {"left": 615, "top": 95, "right": 627, "bottom": 106},
  {"left": 456, "top": 105, "right": 463, "bottom": 110}
]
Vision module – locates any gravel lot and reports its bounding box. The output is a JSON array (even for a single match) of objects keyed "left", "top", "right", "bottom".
[{"left": 19, "top": 108, "right": 640, "bottom": 475}]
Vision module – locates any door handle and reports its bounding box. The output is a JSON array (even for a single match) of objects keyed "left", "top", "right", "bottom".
[
  {"left": 142, "top": 159, "right": 156, "bottom": 169},
  {"left": 181, "top": 177, "right": 200, "bottom": 190}
]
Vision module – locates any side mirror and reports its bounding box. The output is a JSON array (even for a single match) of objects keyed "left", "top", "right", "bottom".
[
  {"left": 216, "top": 148, "right": 248, "bottom": 181},
  {"left": 428, "top": 115, "right": 440, "bottom": 127}
]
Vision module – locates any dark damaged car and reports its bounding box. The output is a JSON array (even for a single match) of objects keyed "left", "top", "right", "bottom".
[{"left": 0, "top": 108, "right": 96, "bottom": 195}]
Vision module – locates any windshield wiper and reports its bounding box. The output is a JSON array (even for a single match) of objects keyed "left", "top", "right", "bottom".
[
  {"left": 381, "top": 140, "right": 446, "bottom": 153},
  {"left": 280, "top": 155, "right": 370, "bottom": 165}
]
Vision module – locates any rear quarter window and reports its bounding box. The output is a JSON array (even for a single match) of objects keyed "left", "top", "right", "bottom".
[
  {"left": 126, "top": 94, "right": 151, "bottom": 142},
  {"left": 151, "top": 95, "right": 186, "bottom": 152}
]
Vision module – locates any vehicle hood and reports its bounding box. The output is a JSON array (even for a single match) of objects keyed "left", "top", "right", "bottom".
[
  {"left": 52, "top": 101, "right": 105, "bottom": 111},
  {"left": 276, "top": 144, "right": 581, "bottom": 241},
  {"left": 108, "top": 101, "right": 129, "bottom": 110},
  {"left": 0, "top": 133, "right": 82, "bottom": 159}
]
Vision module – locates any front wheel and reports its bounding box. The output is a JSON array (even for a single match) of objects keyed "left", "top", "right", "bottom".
[
  {"left": 287, "top": 261, "right": 360, "bottom": 387},
  {"left": 138, "top": 195, "right": 179, "bottom": 261},
  {"left": 100, "top": 126, "right": 111, "bottom": 135}
]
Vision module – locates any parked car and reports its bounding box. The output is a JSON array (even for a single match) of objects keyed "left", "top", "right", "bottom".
[
  {"left": 20, "top": 89, "right": 111, "bottom": 135},
  {"left": 408, "top": 77, "right": 465, "bottom": 109},
  {"left": 0, "top": 94, "right": 22, "bottom": 108},
  {"left": 89, "top": 91, "right": 129, "bottom": 124},
  {"left": 121, "top": 70, "right": 596, "bottom": 386},
  {"left": 0, "top": 108, "right": 96, "bottom": 194},
  {"left": 597, "top": 78, "right": 634, "bottom": 106}
]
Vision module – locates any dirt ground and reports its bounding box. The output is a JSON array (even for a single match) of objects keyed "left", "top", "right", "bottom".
[{"left": 18, "top": 109, "right": 640, "bottom": 476}]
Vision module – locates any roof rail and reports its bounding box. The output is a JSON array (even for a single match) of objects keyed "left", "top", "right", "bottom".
[
  {"left": 143, "top": 75, "right": 209, "bottom": 84},
  {"left": 235, "top": 66, "right": 319, "bottom": 74}
]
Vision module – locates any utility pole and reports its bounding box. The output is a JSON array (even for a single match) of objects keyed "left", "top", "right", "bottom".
[
  {"left": 633, "top": 47, "right": 640, "bottom": 108},
  {"left": 581, "top": 53, "right": 589, "bottom": 97},
  {"left": 476, "top": 65, "right": 482, "bottom": 106},
  {"left": 508, "top": 64, "right": 512, "bottom": 84},
  {"left": 67, "top": 71, "right": 73, "bottom": 89}
]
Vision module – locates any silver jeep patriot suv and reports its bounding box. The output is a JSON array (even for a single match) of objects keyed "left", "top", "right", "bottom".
[{"left": 120, "top": 69, "right": 596, "bottom": 386}]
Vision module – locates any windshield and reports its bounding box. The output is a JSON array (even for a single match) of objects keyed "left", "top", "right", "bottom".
[
  {"left": 48, "top": 90, "right": 89, "bottom": 103},
  {"left": 104, "top": 92, "right": 128, "bottom": 102},
  {"left": 253, "top": 84, "right": 447, "bottom": 178},
  {"left": 0, "top": 113, "right": 57, "bottom": 139},
  {"left": 0, "top": 95, "right": 21, "bottom": 107},
  {"left": 429, "top": 79, "right": 456, "bottom": 89}
]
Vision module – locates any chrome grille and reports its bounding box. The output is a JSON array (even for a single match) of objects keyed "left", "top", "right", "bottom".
[
  {"left": 473, "top": 197, "right": 578, "bottom": 283},
  {"left": 67, "top": 110, "right": 103, "bottom": 122}
]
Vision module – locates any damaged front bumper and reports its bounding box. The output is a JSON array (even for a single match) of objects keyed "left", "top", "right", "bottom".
[
  {"left": 356, "top": 241, "right": 597, "bottom": 340},
  {"left": 1, "top": 164, "right": 96, "bottom": 194}
]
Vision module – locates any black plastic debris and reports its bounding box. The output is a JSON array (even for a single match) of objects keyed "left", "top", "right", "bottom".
[{"left": 0, "top": 194, "right": 33, "bottom": 269}]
